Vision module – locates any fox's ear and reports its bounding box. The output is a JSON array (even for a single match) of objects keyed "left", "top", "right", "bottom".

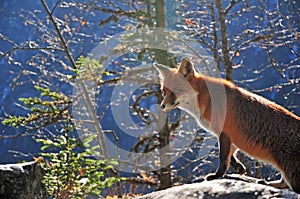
[
  {"left": 178, "top": 57, "right": 194, "bottom": 77},
  {"left": 153, "top": 63, "right": 170, "bottom": 77}
]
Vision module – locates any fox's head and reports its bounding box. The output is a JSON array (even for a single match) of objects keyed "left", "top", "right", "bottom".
[{"left": 154, "top": 58, "right": 199, "bottom": 112}]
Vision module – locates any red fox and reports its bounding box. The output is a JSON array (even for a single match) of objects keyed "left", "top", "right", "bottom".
[{"left": 154, "top": 57, "right": 300, "bottom": 193}]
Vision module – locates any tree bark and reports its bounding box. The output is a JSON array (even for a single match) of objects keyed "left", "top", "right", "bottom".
[
  {"left": 215, "top": 0, "right": 232, "bottom": 81},
  {"left": 154, "top": 0, "right": 172, "bottom": 190}
]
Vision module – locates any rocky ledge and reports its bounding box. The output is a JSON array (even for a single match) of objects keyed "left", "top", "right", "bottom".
[
  {"left": 136, "top": 174, "right": 299, "bottom": 199},
  {"left": 1, "top": 162, "right": 299, "bottom": 199},
  {"left": 0, "top": 161, "right": 47, "bottom": 199}
]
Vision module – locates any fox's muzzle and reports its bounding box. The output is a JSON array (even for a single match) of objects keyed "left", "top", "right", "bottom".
[
  {"left": 160, "top": 101, "right": 179, "bottom": 112},
  {"left": 159, "top": 89, "right": 178, "bottom": 111},
  {"left": 160, "top": 101, "right": 175, "bottom": 110}
]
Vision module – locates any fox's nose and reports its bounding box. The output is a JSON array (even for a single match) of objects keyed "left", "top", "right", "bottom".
[{"left": 160, "top": 104, "right": 165, "bottom": 109}]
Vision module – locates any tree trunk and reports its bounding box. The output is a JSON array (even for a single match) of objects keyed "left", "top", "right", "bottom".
[
  {"left": 153, "top": 0, "right": 172, "bottom": 190},
  {"left": 215, "top": 0, "right": 232, "bottom": 81}
]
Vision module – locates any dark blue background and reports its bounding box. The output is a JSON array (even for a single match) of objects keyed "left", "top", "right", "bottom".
[{"left": 0, "top": 0, "right": 299, "bottom": 169}]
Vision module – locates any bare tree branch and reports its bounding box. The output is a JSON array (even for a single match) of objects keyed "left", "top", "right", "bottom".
[{"left": 225, "top": 0, "right": 242, "bottom": 15}]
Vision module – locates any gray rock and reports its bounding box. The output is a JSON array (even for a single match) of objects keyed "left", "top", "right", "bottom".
[
  {"left": 136, "top": 175, "right": 300, "bottom": 199},
  {"left": 0, "top": 161, "right": 47, "bottom": 199}
]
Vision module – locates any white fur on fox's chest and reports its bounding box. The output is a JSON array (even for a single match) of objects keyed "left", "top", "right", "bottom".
[{"left": 177, "top": 95, "right": 212, "bottom": 133}]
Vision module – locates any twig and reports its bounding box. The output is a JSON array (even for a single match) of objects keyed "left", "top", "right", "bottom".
[{"left": 225, "top": 0, "right": 242, "bottom": 15}]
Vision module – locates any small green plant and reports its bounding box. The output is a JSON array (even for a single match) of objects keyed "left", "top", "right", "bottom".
[
  {"left": 37, "top": 116, "right": 122, "bottom": 198},
  {"left": 2, "top": 86, "right": 124, "bottom": 198}
]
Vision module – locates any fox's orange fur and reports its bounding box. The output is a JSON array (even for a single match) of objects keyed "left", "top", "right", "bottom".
[{"left": 154, "top": 58, "right": 300, "bottom": 193}]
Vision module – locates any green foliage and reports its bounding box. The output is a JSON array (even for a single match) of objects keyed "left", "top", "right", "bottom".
[
  {"left": 2, "top": 86, "right": 71, "bottom": 128},
  {"left": 2, "top": 83, "right": 124, "bottom": 198},
  {"left": 36, "top": 118, "right": 123, "bottom": 198},
  {"left": 2, "top": 58, "right": 107, "bottom": 128},
  {"left": 74, "top": 56, "right": 111, "bottom": 81}
]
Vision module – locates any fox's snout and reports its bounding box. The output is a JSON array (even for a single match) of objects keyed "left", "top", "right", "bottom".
[
  {"left": 160, "top": 104, "right": 166, "bottom": 110},
  {"left": 160, "top": 101, "right": 176, "bottom": 110},
  {"left": 160, "top": 97, "right": 179, "bottom": 112}
]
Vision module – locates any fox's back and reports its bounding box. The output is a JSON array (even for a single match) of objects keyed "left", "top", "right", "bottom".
[{"left": 228, "top": 86, "right": 300, "bottom": 166}]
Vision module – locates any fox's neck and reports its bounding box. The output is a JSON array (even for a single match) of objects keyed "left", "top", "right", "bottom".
[
  {"left": 177, "top": 92, "right": 212, "bottom": 133},
  {"left": 178, "top": 75, "right": 228, "bottom": 134}
]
